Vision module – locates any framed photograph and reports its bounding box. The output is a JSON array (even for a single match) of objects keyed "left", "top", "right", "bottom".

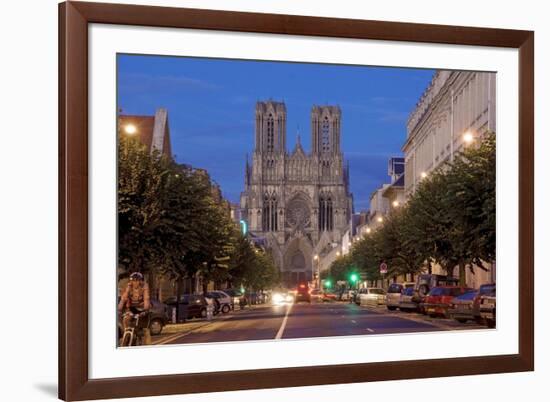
[{"left": 59, "top": 1, "right": 534, "bottom": 400}]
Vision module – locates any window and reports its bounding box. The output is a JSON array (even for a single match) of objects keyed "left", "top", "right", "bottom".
[
  {"left": 318, "top": 192, "right": 334, "bottom": 231},
  {"left": 267, "top": 114, "right": 274, "bottom": 152},
  {"left": 321, "top": 117, "right": 330, "bottom": 152},
  {"left": 262, "top": 192, "right": 278, "bottom": 231}
]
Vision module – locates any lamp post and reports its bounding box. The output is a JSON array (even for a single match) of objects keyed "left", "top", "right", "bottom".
[{"left": 313, "top": 254, "right": 319, "bottom": 289}]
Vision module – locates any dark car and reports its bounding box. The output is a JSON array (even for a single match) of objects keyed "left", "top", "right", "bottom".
[
  {"left": 448, "top": 290, "right": 479, "bottom": 323},
  {"left": 117, "top": 299, "right": 169, "bottom": 339},
  {"left": 479, "top": 283, "right": 496, "bottom": 328},
  {"left": 423, "top": 286, "right": 473, "bottom": 318},
  {"left": 165, "top": 294, "right": 209, "bottom": 322},
  {"left": 295, "top": 282, "right": 311, "bottom": 303}
]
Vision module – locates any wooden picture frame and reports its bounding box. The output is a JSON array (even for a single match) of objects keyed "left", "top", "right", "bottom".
[{"left": 59, "top": 1, "right": 534, "bottom": 400}]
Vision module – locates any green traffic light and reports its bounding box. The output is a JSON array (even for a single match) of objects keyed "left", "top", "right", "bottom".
[
  {"left": 324, "top": 280, "right": 332, "bottom": 288},
  {"left": 350, "top": 273, "right": 358, "bottom": 283}
]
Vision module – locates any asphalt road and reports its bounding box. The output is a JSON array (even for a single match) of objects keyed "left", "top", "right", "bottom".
[{"left": 153, "top": 302, "right": 486, "bottom": 346}]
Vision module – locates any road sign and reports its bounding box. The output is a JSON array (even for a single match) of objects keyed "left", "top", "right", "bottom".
[{"left": 379, "top": 262, "right": 388, "bottom": 274}]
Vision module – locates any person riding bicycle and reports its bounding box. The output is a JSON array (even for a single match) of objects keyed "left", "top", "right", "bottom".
[{"left": 118, "top": 272, "right": 151, "bottom": 345}]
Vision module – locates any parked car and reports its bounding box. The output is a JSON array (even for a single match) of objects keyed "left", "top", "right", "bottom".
[
  {"left": 423, "top": 286, "right": 473, "bottom": 318},
  {"left": 321, "top": 291, "right": 338, "bottom": 302},
  {"left": 355, "top": 288, "right": 387, "bottom": 306},
  {"left": 348, "top": 289, "right": 359, "bottom": 304},
  {"left": 479, "top": 284, "right": 496, "bottom": 328},
  {"left": 412, "top": 274, "right": 460, "bottom": 313},
  {"left": 205, "top": 290, "right": 233, "bottom": 314},
  {"left": 310, "top": 289, "right": 324, "bottom": 303},
  {"left": 117, "top": 299, "right": 169, "bottom": 338},
  {"left": 223, "top": 288, "right": 248, "bottom": 308},
  {"left": 165, "top": 294, "right": 209, "bottom": 322},
  {"left": 448, "top": 290, "right": 479, "bottom": 323},
  {"left": 447, "top": 283, "right": 495, "bottom": 324},
  {"left": 386, "top": 282, "right": 415, "bottom": 310},
  {"left": 339, "top": 289, "right": 353, "bottom": 301},
  {"left": 295, "top": 282, "right": 311, "bottom": 303},
  {"left": 398, "top": 286, "right": 418, "bottom": 312}
]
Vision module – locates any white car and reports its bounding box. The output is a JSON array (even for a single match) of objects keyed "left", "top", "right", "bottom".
[
  {"left": 386, "top": 282, "right": 415, "bottom": 310},
  {"left": 205, "top": 290, "right": 233, "bottom": 313},
  {"left": 356, "top": 288, "right": 387, "bottom": 306}
]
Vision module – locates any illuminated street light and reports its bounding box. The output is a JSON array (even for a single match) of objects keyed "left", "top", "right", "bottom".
[
  {"left": 366, "top": 227, "right": 372, "bottom": 234},
  {"left": 124, "top": 124, "right": 137, "bottom": 135},
  {"left": 314, "top": 254, "right": 319, "bottom": 260},
  {"left": 336, "top": 251, "right": 341, "bottom": 257},
  {"left": 463, "top": 131, "right": 474, "bottom": 144},
  {"left": 421, "top": 171, "right": 428, "bottom": 179},
  {"left": 377, "top": 216, "right": 383, "bottom": 223},
  {"left": 239, "top": 219, "right": 248, "bottom": 235},
  {"left": 392, "top": 200, "right": 399, "bottom": 208}
]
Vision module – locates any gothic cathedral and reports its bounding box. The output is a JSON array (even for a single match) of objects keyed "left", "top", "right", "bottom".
[{"left": 240, "top": 101, "right": 353, "bottom": 287}]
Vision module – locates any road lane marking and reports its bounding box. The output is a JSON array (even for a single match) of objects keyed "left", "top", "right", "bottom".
[
  {"left": 152, "top": 312, "right": 238, "bottom": 345},
  {"left": 366, "top": 328, "right": 375, "bottom": 333},
  {"left": 154, "top": 330, "right": 194, "bottom": 345},
  {"left": 275, "top": 302, "right": 294, "bottom": 340}
]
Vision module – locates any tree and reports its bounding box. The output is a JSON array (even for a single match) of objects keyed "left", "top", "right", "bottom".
[
  {"left": 346, "top": 132, "right": 495, "bottom": 287},
  {"left": 349, "top": 234, "right": 380, "bottom": 283},
  {"left": 118, "top": 137, "right": 240, "bottom": 296},
  {"left": 118, "top": 137, "right": 173, "bottom": 278},
  {"left": 397, "top": 132, "right": 496, "bottom": 285},
  {"left": 228, "top": 235, "right": 280, "bottom": 291},
  {"left": 373, "top": 209, "right": 428, "bottom": 280}
]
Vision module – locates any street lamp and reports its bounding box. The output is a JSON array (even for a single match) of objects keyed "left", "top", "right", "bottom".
[
  {"left": 377, "top": 216, "right": 383, "bottom": 223},
  {"left": 336, "top": 251, "right": 341, "bottom": 257},
  {"left": 313, "top": 255, "right": 319, "bottom": 289},
  {"left": 392, "top": 200, "right": 399, "bottom": 208},
  {"left": 124, "top": 123, "right": 137, "bottom": 135},
  {"left": 366, "top": 227, "right": 372, "bottom": 234},
  {"left": 421, "top": 171, "right": 428, "bottom": 179},
  {"left": 463, "top": 131, "right": 474, "bottom": 145}
]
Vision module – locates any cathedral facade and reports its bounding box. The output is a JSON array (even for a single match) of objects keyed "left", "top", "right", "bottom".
[{"left": 240, "top": 101, "right": 353, "bottom": 287}]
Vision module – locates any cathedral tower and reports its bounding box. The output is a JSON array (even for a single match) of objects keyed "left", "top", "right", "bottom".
[
  {"left": 311, "top": 105, "right": 341, "bottom": 155},
  {"left": 255, "top": 101, "right": 287, "bottom": 154}
]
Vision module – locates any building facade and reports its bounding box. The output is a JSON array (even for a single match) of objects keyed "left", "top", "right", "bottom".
[
  {"left": 403, "top": 70, "right": 497, "bottom": 288},
  {"left": 403, "top": 70, "right": 496, "bottom": 195},
  {"left": 240, "top": 101, "right": 353, "bottom": 287},
  {"left": 118, "top": 108, "right": 172, "bottom": 158}
]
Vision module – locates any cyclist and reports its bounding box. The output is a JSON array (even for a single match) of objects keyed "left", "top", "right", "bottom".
[{"left": 118, "top": 272, "right": 151, "bottom": 345}]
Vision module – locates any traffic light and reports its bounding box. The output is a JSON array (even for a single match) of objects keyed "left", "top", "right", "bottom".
[
  {"left": 239, "top": 220, "right": 248, "bottom": 235},
  {"left": 324, "top": 279, "right": 332, "bottom": 288},
  {"left": 350, "top": 273, "right": 358, "bottom": 283}
]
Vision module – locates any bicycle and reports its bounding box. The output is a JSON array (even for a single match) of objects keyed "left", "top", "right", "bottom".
[{"left": 119, "top": 310, "right": 150, "bottom": 347}]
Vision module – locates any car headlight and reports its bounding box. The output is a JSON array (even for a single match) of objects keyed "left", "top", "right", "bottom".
[{"left": 272, "top": 293, "right": 284, "bottom": 303}]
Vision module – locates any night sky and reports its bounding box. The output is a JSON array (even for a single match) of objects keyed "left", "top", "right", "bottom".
[{"left": 117, "top": 54, "right": 434, "bottom": 212}]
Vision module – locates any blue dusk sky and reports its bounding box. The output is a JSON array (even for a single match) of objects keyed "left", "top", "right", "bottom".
[{"left": 117, "top": 54, "right": 435, "bottom": 212}]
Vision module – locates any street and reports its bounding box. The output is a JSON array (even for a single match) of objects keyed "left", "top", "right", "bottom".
[{"left": 152, "top": 301, "right": 486, "bottom": 346}]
